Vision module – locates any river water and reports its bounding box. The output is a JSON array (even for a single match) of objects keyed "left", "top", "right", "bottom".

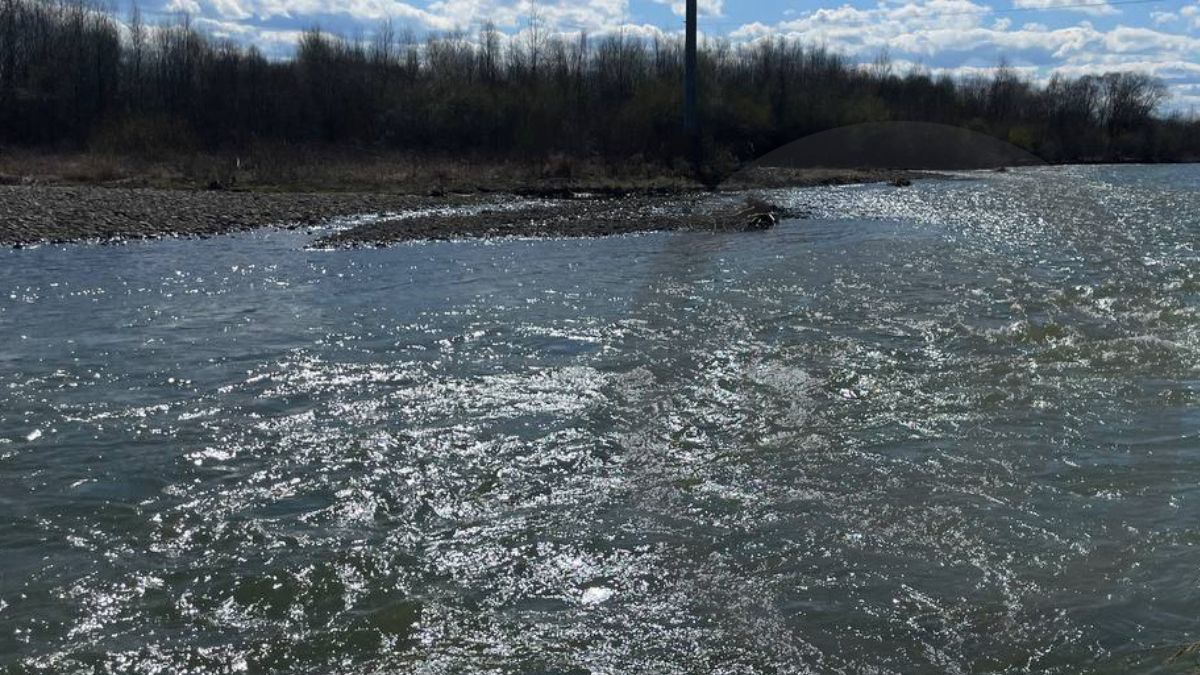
[{"left": 1, "top": 165, "right": 1197, "bottom": 673}]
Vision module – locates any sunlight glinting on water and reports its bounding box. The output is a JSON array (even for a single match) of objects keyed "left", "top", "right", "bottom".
[{"left": 1, "top": 165, "right": 1198, "bottom": 673}]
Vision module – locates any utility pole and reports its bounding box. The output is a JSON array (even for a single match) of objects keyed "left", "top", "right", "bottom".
[
  {"left": 684, "top": 0, "right": 698, "bottom": 134},
  {"left": 684, "top": 0, "right": 700, "bottom": 173}
]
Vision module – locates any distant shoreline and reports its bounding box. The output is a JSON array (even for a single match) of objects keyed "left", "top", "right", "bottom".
[{"left": 0, "top": 162, "right": 934, "bottom": 248}]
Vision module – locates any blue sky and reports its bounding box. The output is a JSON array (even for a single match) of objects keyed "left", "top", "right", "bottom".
[{"left": 139, "top": 0, "right": 1200, "bottom": 109}]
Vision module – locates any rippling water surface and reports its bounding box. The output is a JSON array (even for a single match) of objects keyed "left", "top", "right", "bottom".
[{"left": 2, "top": 165, "right": 1198, "bottom": 673}]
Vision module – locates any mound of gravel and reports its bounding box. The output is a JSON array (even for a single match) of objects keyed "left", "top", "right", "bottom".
[
  {"left": 0, "top": 186, "right": 437, "bottom": 246},
  {"left": 1, "top": 186, "right": 806, "bottom": 248},
  {"left": 317, "top": 195, "right": 785, "bottom": 247}
]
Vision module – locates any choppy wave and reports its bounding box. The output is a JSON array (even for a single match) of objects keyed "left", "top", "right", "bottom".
[{"left": 1, "top": 165, "right": 1198, "bottom": 673}]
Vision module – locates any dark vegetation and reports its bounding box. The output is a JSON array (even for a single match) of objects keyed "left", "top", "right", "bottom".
[{"left": 1, "top": 0, "right": 1198, "bottom": 186}]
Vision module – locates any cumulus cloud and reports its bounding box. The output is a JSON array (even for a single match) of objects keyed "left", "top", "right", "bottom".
[
  {"left": 1150, "top": 10, "right": 1178, "bottom": 25},
  {"left": 144, "top": 0, "right": 1200, "bottom": 110},
  {"left": 172, "top": 0, "right": 634, "bottom": 33},
  {"left": 193, "top": 16, "right": 306, "bottom": 49},
  {"left": 424, "top": 0, "right": 631, "bottom": 30},
  {"left": 1011, "top": 0, "right": 1119, "bottom": 17},
  {"left": 1183, "top": 3, "right": 1200, "bottom": 28},
  {"left": 727, "top": 0, "right": 1200, "bottom": 109},
  {"left": 650, "top": 0, "right": 723, "bottom": 18},
  {"left": 165, "top": 0, "right": 203, "bottom": 14}
]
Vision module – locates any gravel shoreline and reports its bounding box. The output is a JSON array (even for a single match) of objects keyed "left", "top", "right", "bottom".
[
  {"left": 0, "top": 186, "right": 786, "bottom": 248},
  {"left": 315, "top": 194, "right": 789, "bottom": 247},
  {"left": 1, "top": 169, "right": 927, "bottom": 248},
  {"left": 0, "top": 186, "right": 442, "bottom": 246}
]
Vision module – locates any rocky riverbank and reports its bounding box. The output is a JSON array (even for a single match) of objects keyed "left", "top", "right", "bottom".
[
  {"left": 316, "top": 195, "right": 787, "bottom": 247},
  {"left": 0, "top": 186, "right": 446, "bottom": 246},
  {"left": 0, "top": 168, "right": 930, "bottom": 248}
]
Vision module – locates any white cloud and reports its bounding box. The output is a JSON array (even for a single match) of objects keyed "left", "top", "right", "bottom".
[
  {"left": 1101, "top": 25, "right": 1200, "bottom": 53},
  {"left": 193, "top": 16, "right": 305, "bottom": 50},
  {"left": 728, "top": 0, "right": 1200, "bottom": 109},
  {"left": 424, "top": 0, "right": 632, "bottom": 30},
  {"left": 180, "top": 0, "right": 634, "bottom": 32},
  {"left": 143, "top": 0, "right": 1200, "bottom": 111},
  {"left": 650, "top": 0, "right": 723, "bottom": 18},
  {"left": 165, "top": 0, "right": 203, "bottom": 13},
  {"left": 1012, "top": 0, "right": 1119, "bottom": 17},
  {"left": 1151, "top": 11, "right": 1178, "bottom": 25},
  {"left": 1182, "top": 3, "right": 1200, "bottom": 28}
]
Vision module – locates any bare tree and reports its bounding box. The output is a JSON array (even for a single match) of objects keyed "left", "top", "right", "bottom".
[
  {"left": 526, "top": 1, "right": 544, "bottom": 79},
  {"left": 1100, "top": 71, "right": 1168, "bottom": 133},
  {"left": 0, "top": 0, "right": 1195, "bottom": 165},
  {"left": 371, "top": 17, "right": 394, "bottom": 67},
  {"left": 479, "top": 21, "right": 500, "bottom": 83},
  {"left": 126, "top": 0, "right": 145, "bottom": 99}
]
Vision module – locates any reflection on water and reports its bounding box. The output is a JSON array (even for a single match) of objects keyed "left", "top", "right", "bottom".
[{"left": 1, "top": 165, "right": 1198, "bottom": 673}]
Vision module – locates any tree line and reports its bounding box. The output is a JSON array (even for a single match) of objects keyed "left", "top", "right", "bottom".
[{"left": 1, "top": 0, "right": 1197, "bottom": 168}]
